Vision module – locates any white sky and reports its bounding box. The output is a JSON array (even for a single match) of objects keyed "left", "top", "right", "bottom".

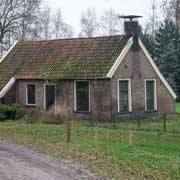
[{"left": 44, "top": 0, "right": 163, "bottom": 36}]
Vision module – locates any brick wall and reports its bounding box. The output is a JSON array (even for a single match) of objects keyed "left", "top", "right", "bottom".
[
  {"left": 15, "top": 79, "right": 111, "bottom": 121},
  {"left": 111, "top": 46, "right": 175, "bottom": 118},
  {"left": 53, "top": 80, "right": 111, "bottom": 121},
  {"left": 16, "top": 79, "right": 44, "bottom": 109}
]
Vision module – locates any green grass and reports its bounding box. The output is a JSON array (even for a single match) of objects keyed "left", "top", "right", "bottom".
[
  {"left": 0, "top": 121, "right": 180, "bottom": 179},
  {"left": 98, "top": 114, "right": 180, "bottom": 133},
  {"left": 176, "top": 103, "right": 180, "bottom": 113}
]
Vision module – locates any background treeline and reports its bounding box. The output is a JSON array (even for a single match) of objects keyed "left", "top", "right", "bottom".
[
  {"left": 0, "top": 0, "right": 180, "bottom": 99},
  {"left": 140, "top": 0, "right": 180, "bottom": 100},
  {"left": 0, "top": 0, "right": 124, "bottom": 54}
]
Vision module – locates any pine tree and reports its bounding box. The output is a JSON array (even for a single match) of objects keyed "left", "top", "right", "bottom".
[
  {"left": 139, "top": 26, "right": 156, "bottom": 58},
  {"left": 155, "top": 20, "right": 180, "bottom": 99}
]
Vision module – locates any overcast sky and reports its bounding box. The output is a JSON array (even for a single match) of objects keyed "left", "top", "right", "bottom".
[{"left": 44, "top": 0, "right": 162, "bottom": 35}]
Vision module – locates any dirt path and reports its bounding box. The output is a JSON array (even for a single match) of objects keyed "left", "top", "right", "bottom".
[{"left": 0, "top": 140, "right": 102, "bottom": 180}]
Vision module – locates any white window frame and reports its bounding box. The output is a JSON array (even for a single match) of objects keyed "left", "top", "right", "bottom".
[
  {"left": 144, "top": 79, "right": 157, "bottom": 111},
  {"left": 74, "top": 80, "right": 90, "bottom": 112},
  {"left": 118, "top": 79, "right": 132, "bottom": 113},
  {"left": 44, "top": 84, "right": 56, "bottom": 111},
  {"left": 26, "top": 83, "right": 36, "bottom": 106}
]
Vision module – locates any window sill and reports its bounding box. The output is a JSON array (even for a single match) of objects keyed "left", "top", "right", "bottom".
[
  {"left": 118, "top": 111, "right": 132, "bottom": 115},
  {"left": 145, "top": 110, "right": 157, "bottom": 113},
  {"left": 74, "top": 111, "right": 90, "bottom": 114},
  {"left": 26, "top": 104, "right": 36, "bottom": 107}
]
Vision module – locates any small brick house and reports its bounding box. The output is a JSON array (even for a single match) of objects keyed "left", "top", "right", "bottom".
[{"left": 0, "top": 18, "right": 176, "bottom": 120}]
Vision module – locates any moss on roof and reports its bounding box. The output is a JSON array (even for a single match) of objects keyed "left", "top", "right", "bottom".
[{"left": 0, "top": 35, "right": 130, "bottom": 91}]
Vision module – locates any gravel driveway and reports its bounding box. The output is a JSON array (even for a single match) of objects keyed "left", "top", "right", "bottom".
[{"left": 0, "top": 140, "right": 103, "bottom": 180}]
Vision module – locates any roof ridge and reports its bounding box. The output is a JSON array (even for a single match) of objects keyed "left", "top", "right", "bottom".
[{"left": 19, "top": 34, "right": 130, "bottom": 43}]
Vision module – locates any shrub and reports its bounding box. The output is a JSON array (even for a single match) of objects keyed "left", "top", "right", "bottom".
[
  {"left": 0, "top": 104, "right": 24, "bottom": 121},
  {"left": 22, "top": 108, "right": 66, "bottom": 124}
]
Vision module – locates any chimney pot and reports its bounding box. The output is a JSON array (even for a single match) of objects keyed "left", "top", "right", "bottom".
[
  {"left": 125, "top": 21, "right": 139, "bottom": 50},
  {"left": 119, "top": 15, "right": 142, "bottom": 50}
]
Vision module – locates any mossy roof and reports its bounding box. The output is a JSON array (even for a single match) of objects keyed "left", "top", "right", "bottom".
[{"left": 0, "top": 35, "right": 130, "bottom": 91}]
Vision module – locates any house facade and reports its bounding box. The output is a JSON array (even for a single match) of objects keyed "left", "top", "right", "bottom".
[{"left": 0, "top": 19, "right": 176, "bottom": 121}]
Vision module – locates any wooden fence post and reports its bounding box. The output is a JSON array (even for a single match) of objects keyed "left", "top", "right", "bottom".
[
  {"left": 128, "top": 130, "right": 133, "bottom": 148},
  {"left": 67, "top": 110, "right": 71, "bottom": 143},
  {"left": 138, "top": 114, "right": 141, "bottom": 130},
  {"left": 163, "top": 114, "right": 167, "bottom": 132},
  {"left": 94, "top": 125, "right": 99, "bottom": 147},
  {"left": 67, "top": 121, "right": 71, "bottom": 143}
]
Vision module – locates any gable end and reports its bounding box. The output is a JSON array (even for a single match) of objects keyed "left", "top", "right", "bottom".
[
  {"left": 107, "top": 37, "right": 133, "bottom": 78},
  {"left": 139, "top": 39, "right": 176, "bottom": 99},
  {"left": 107, "top": 38, "right": 177, "bottom": 100}
]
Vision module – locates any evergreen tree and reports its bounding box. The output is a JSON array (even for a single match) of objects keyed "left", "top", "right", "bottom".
[
  {"left": 139, "top": 26, "right": 156, "bottom": 58},
  {"left": 155, "top": 20, "right": 180, "bottom": 99}
]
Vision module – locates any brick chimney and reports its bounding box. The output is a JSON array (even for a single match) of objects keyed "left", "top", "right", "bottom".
[{"left": 119, "top": 15, "right": 142, "bottom": 50}]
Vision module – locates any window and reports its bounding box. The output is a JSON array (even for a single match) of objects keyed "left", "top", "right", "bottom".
[
  {"left": 44, "top": 85, "right": 56, "bottom": 110},
  {"left": 75, "top": 81, "right": 90, "bottom": 112},
  {"left": 26, "top": 84, "right": 36, "bottom": 105},
  {"left": 118, "top": 79, "right": 132, "bottom": 113},
  {"left": 145, "top": 80, "right": 157, "bottom": 111}
]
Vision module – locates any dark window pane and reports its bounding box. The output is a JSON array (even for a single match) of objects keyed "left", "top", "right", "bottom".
[
  {"left": 27, "top": 84, "right": 35, "bottom": 105},
  {"left": 76, "top": 81, "right": 89, "bottom": 112},
  {"left": 146, "top": 81, "right": 155, "bottom": 111},
  {"left": 119, "top": 81, "right": 129, "bottom": 112},
  {"left": 45, "top": 85, "right": 55, "bottom": 110}
]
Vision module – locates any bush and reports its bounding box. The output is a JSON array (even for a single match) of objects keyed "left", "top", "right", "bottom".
[
  {"left": 0, "top": 104, "right": 24, "bottom": 121},
  {"left": 21, "top": 108, "right": 66, "bottom": 124}
]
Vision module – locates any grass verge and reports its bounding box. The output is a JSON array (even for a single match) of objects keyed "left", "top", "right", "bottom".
[
  {"left": 0, "top": 121, "right": 180, "bottom": 179},
  {"left": 176, "top": 103, "right": 180, "bottom": 113}
]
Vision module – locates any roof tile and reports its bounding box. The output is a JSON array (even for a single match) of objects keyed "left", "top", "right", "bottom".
[{"left": 0, "top": 35, "right": 130, "bottom": 91}]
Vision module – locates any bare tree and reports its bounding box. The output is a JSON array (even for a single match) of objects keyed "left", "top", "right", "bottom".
[
  {"left": 0, "top": 0, "right": 76, "bottom": 55},
  {"left": 61, "top": 24, "right": 74, "bottom": 38},
  {"left": 79, "top": 8, "right": 98, "bottom": 37},
  {"left": 162, "top": 0, "right": 180, "bottom": 28},
  {"left": 151, "top": 0, "right": 157, "bottom": 38},
  {"left": 145, "top": 0, "right": 159, "bottom": 39},
  {"left": 39, "top": 6, "right": 52, "bottom": 40},
  {"left": 0, "top": 0, "right": 43, "bottom": 56},
  {"left": 0, "top": 0, "right": 24, "bottom": 54},
  {"left": 53, "top": 9, "right": 74, "bottom": 39},
  {"left": 53, "top": 9, "right": 63, "bottom": 39},
  {"left": 18, "top": 0, "right": 41, "bottom": 41},
  {"left": 100, "top": 8, "right": 122, "bottom": 36}
]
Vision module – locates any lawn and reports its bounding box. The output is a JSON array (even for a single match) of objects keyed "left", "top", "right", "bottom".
[
  {"left": 99, "top": 114, "right": 180, "bottom": 133},
  {"left": 176, "top": 103, "right": 180, "bottom": 113},
  {"left": 0, "top": 121, "right": 180, "bottom": 179}
]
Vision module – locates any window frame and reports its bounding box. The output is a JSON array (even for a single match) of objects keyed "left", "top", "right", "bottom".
[
  {"left": 118, "top": 79, "right": 132, "bottom": 113},
  {"left": 74, "top": 80, "right": 90, "bottom": 113},
  {"left": 26, "top": 83, "right": 36, "bottom": 106},
  {"left": 144, "top": 79, "right": 157, "bottom": 111},
  {"left": 44, "top": 84, "right": 56, "bottom": 111}
]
